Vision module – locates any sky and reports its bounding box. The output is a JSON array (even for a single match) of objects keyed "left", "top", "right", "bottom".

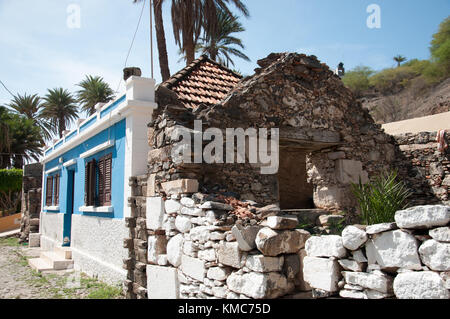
[{"left": 0, "top": 0, "right": 449, "bottom": 112}]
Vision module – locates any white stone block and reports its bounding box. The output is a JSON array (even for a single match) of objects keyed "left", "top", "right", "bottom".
[
  {"left": 28, "top": 233, "right": 41, "bottom": 247},
  {"left": 167, "top": 234, "right": 184, "bottom": 267},
  {"left": 418, "top": 239, "right": 450, "bottom": 271},
  {"left": 147, "top": 235, "right": 168, "bottom": 264},
  {"left": 303, "top": 256, "right": 341, "bottom": 292},
  {"left": 343, "top": 271, "right": 393, "bottom": 294},
  {"left": 181, "top": 255, "right": 206, "bottom": 282},
  {"left": 366, "top": 222, "right": 397, "bottom": 235},
  {"left": 393, "top": 271, "right": 449, "bottom": 299},
  {"left": 335, "top": 159, "right": 369, "bottom": 184},
  {"left": 342, "top": 226, "right": 367, "bottom": 251},
  {"left": 147, "top": 265, "right": 180, "bottom": 299},
  {"left": 207, "top": 267, "right": 230, "bottom": 281},
  {"left": 226, "top": 272, "right": 290, "bottom": 299},
  {"left": 266, "top": 215, "right": 298, "bottom": 230},
  {"left": 165, "top": 199, "right": 181, "bottom": 214},
  {"left": 189, "top": 226, "right": 211, "bottom": 244},
  {"left": 198, "top": 248, "right": 216, "bottom": 262},
  {"left": 175, "top": 215, "right": 192, "bottom": 233},
  {"left": 217, "top": 242, "right": 243, "bottom": 268},
  {"left": 429, "top": 227, "right": 450, "bottom": 243},
  {"left": 305, "top": 235, "right": 347, "bottom": 258},
  {"left": 351, "top": 249, "right": 368, "bottom": 263},
  {"left": 245, "top": 255, "right": 284, "bottom": 273},
  {"left": 180, "top": 197, "right": 196, "bottom": 208},
  {"left": 338, "top": 259, "right": 366, "bottom": 272},
  {"left": 395, "top": 205, "right": 450, "bottom": 229},
  {"left": 146, "top": 197, "right": 165, "bottom": 230},
  {"left": 365, "top": 230, "right": 422, "bottom": 270}
]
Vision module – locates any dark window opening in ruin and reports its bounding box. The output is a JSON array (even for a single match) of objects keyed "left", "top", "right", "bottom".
[{"left": 278, "top": 147, "right": 314, "bottom": 210}]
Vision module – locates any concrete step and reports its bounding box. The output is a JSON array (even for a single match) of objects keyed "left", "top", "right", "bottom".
[
  {"left": 28, "top": 257, "right": 53, "bottom": 272},
  {"left": 54, "top": 247, "right": 72, "bottom": 260},
  {"left": 40, "top": 251, "right": 74, "bottom": 270}
]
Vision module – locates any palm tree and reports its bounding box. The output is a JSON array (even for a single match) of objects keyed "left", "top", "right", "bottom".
[
  {"left": 8, "top": 93, "right": 53, "bottom": 141},
  {"left": 171, "top": 0, "right": 249, "bottom": 65},
  {"left": 76, "top": 75, "right": 115, "bottom": 116},
  {"left": 41, "top": 88, "right": 79, "bottom": 138},
  {"left": 134, "top": 0, "right": 171, "bottom": 81},
  {"left": 198, "top": 7, "right": 250, "bottom": 67},
  {"left": 394, "top": 55, "right": 407, "bottom": 67}
]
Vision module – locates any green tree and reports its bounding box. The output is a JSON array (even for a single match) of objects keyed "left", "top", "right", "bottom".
[
  {"left": 76, "top": 75, "right": 115, "bottom": 117},
  {"left": 393, "top": 55, "right": 407, "bottom": 67},
  {"left": 198, "top": 7, "right": 250, "bottom": 67},
  {"left": 171, "top": 0, "right": 249, "bottom": 65},
  {"left": 430, "top": 16, "right": 450, "bottom": 75},
  {"left": 341, "top": 66, "right": 374, "bottom": 97},
  {"left": 42, "top": 88, "right": 79, "bottom": 138},
  {"left": 7, "top": 93, "right": 53, "bottom": 141}
]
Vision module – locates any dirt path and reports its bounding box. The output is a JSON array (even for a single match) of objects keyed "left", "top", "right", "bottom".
[{"left": 0, "top": 237, "right": 124, "bottom": 299}]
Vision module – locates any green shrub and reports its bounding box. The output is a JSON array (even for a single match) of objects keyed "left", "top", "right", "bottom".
[
  {"left": 368, "top": 66, "right": 418, "bottom": 94},
  {"left": 351, "top": 170, "right": 411, "bottom": 225},
  {"left": 0, "top": 168, "right": 23, "bottom": 215},
  {"left": 341, "top": 66, "right": 374, "bottom": 96}
]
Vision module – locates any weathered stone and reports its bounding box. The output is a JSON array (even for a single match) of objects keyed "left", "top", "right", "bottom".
[
  {"left": 189, "top": 226, "right": 211, "bottom": 244},
  {"left": 393, "top": 271, "right": 449, "bottom": 299},
  {"left": 199, "top": 201, "right": 234, "bottom": 211},
  {"left": 198, "top": 249, "right": 216, "bottom": 262},
  {"left": 266, "top": 215, "right": 298, "bottom": 230},
  {"left": 318, "top": 214, "right": 345, "bottom": 227},
  {"left": 303, "top": 257, "right": 341, "bottom": 292},
  {"left": 217, "top": 242, "right": 243, "bottom": 268},
  {"left": 147, "top": 235, "right": 168, "bottom": 264},
  {"left": 366, "top": 222, "right": 397, "bottom": 235},
  {"left": 146, "top": 197, "right": 165, "bottom": 230},
  {"left": 231, "top": 224, "right": 262, "bottom": 251},
  {"left": 365, "top": 230, "right": 422, "bottom": 271},
  {"left": 343, "top": 271, "right": 393, "bottom": 294},
  {"left": 282, "top": 254, "right": 300, "bottom": 280},
  {"left": 165, "top": 199, "right": 181, "bottom": 214},
  {"left": 183, "top": 240, "right": 198, "bottom": 257},
  {"left": 28, "top": 233, "right": 40, "bottom": 247},
  {"left": 175, "top": 215, "right": 192, "bottom": 233},
  {"left": 296, "top": 249, "right": 311, "bottom": 291},
  {"left": 344, "top": 284, "right": 364, "bottom": 291},
  {"left": 255, "top": 204, "right": 280, "bottom": 219},
  {"left": 440, "top": 271, "right": 450, "bottom": 289},
  {"left": 351, "top": 249, "right": 367, "bottom": 263},
  {"left": 395, "top": 205, "right": 450, "bottom": 229},
  {"left": 335, "top": 159, "right": 369, "bottom": 185},
  {"left": 342, "top": 226, "right": 368, "bottom": 251},
  {"left": 161, "top": 179, "right": 199, "bottom": 196},
  {"left": 181, "top": 206, "right": 205, "bottom": 217},
  {"left": 429, "top": 227, "right": 450, "bottom": 243},
  {"left": 212, "top": 286, "right": 228, "bottom": 298},
  {"left": 157, "top": 254, "right": 168, "bottom": 266},
  {"left": 256, "top": 227, "right": 308, "bottom": 257},
  {"left": 181, "top": 255, "right": 206, "bottom": 282},
  {"left": 338, "top": 259, "right": 366, "bottom": 272},
  {"left": 180, "top": 197, "right": 196, "bottom": 208},
  {"left": 305, "top": 235, "right": 347, "bottom": 258},
  {"left": 226, "top": 272, "right": 290, "bottom": 299},
  {"left": 147, "top": 265, "right": 180, "bottom": 299},
  {"left": 245, "top": 254, "right": 284, "bottom": 273},
  {"left": 339, "top": 289, "right": 367, "bottom": 299},
  {"left": 207, "top": 267, "right": 230, "bottom": 281},
  {"left": 146, "top": 174, "right": 156, "bottom": 197},
  {"left": 163, "top": 237, "right": 180, "bottom": 267},
  {"left": 365, "top": 289, "right": 393, "bottom": 299},
  {"left": 418, "top": 239, "right": 450, "bottom": 271},
  {"left": 209, "top": 231, "right": 226, "bottom": 241}
]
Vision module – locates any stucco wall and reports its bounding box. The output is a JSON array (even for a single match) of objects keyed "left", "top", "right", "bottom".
[
  {"left": 40, "top": 212, "right": 64, "bottom": 251},
  {"left": 71, "top": 214, "right": 128, "bottom": 284}
]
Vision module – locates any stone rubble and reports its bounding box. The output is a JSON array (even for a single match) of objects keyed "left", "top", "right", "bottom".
[{"left": 303, "top": 204, "right": 450, "bottom": 299}]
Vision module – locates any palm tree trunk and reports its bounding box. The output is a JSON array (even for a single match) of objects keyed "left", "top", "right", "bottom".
[
  {"left": 185, "top": 35, "right": 196, "bottom": 65},
  {"left": 58, "top": 117, "right": 65, "bottom": 138},
  {"left": 154, "top": 0, "right": 171, "bottom": 81}
]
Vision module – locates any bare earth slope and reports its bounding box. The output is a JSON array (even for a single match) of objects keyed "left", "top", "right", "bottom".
[{"left": 361, "top": 77, "right": 450, "bottom": 124}]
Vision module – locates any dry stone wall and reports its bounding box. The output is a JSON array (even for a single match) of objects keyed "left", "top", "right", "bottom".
[
  {"left": 392, "top": 132, "right": 449, "bottom": 206},
  {"left": 303, "top": 205, "right": 450, "bottom": 299}
]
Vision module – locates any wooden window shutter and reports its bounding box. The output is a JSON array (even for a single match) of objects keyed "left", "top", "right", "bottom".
[
  {"left": 98, "top": 157, "right": 105, "bottom": 206},
  {"left": 54, "top": 174, "right": 60, "bottom": 205},
  {"left": 84, "top": 159, "right": 97, "bottom": 206},
  {"left": 104, "top": 154, "right": 112, "bottom": 206},
  {"left": 45, "top": 176, "right": 53, "bottom": 206}
]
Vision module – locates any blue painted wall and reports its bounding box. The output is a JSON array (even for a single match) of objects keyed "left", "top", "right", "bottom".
[{"left": 43, "top": 119, "right": 126, "bottom": 222}]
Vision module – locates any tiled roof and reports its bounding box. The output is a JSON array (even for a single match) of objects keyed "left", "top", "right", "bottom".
[{"left": 160, "top": 55, "right": 242, "bottom": 109}]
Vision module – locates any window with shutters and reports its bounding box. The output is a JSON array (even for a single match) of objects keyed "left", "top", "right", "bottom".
[
  {"left": 54, "top": 174, "right": 60, "bottom": 205},
  {"left": 45, "top": 176, "right": 53, "bottom": 206},
  {"left": 84, "top": 153, "right": 112, "bottom": 207}
]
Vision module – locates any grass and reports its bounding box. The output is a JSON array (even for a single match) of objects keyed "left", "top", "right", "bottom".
[{"left": 0, "top": 236, "right": 21, "bottom": 247}]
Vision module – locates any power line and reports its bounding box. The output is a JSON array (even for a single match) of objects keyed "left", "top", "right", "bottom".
[
  {"left": 0, "top": 79, "right": 15, "bottom": 98},
  {"left": 115, "top": 0, "right": 147, "bottom": 93}
]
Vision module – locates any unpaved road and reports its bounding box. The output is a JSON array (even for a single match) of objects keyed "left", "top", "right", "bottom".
[{"left": 0, "top": 237, "right": 123, "bottom": 299}]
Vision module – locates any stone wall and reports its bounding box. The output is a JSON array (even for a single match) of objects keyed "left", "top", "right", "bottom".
[
  {"left": 303, "top": 205, "right": 450, "bottom": 299},
  {"left": 393, "top": 132, "right": 449, "bottom": 206},
  {"left": 19, "top": 163, "right": 42, "bottom": 245},
  {"left": 123, "top": 175, "right": 149, "bottom": 299}
]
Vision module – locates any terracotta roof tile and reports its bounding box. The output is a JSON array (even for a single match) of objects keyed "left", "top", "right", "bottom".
[{"left": 160, "top": 55, "right": 242, "bottom": 110}]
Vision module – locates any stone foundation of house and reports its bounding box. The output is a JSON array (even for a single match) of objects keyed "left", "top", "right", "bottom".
[{"left": 302, "top": 205, "right": 449, "bottom": 299}]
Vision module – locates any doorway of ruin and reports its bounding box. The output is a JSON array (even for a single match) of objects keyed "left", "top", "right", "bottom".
[{"left": 277, "top": 146, "right": 314, "bottom": 210}]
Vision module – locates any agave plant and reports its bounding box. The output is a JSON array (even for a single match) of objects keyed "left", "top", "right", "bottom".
[{"left": 351, "top": 170, "right": 412, "bottom": 225}]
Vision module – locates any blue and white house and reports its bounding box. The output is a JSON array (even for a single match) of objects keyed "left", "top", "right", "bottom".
[{"left": 38, "top": 76, "right": 156, "bottom": 283}]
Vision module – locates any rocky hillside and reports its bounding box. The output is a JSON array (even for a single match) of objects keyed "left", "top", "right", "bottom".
[{"left": 361, "top": 77, "right": 450, "bottom": 124}]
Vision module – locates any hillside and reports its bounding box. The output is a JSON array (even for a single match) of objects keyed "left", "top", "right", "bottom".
[{"left": 360, "top": 76, "right": 450, "bottom": 124}]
